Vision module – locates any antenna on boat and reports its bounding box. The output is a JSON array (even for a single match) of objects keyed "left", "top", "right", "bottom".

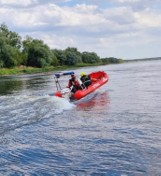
[
  {"left": 54, "top": 76, "right": 61, "bottom": 91},
  {"left": 54, "top": 71, "right": 75, "bottom": 91}
]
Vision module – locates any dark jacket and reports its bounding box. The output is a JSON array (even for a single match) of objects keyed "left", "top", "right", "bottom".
[{"left": 80, "top": 75, "right": 91, "bottom": 87}]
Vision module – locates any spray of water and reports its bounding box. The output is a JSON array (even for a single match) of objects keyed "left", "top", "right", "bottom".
[{"left": 0, "top": 95, "right": 75, "bottom": 135}]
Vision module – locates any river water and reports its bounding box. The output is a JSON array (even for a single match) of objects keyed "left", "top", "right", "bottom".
[{"left": 0, "top": 60, "right": 161, "bottom": 175}]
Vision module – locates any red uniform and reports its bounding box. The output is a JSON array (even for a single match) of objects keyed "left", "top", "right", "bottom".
[{"left": 67, "top": 75, "right": 81, "bottom": 93}]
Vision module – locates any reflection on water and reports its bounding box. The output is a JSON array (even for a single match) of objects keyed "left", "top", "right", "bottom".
[
  {"left": 0, "top": 78, "right": 23, "bottom": 95},
  {"left": 76, "top": 91, "right": 110, "bottom": 111},
  {"left": 0, "top": 74, "right": 53, "bottom": 96}
]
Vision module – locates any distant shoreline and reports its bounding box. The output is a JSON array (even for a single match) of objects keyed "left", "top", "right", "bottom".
[
  {"left": 0, "top": 57, "right": 160, "bottom": 76},
  {"left": 124, "top": 57, "right": 161, "bottom": 62}
]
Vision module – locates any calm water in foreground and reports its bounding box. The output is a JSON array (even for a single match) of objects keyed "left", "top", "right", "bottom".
[{"left": 0, "top": 60, "right": 161, "bottom": 176}]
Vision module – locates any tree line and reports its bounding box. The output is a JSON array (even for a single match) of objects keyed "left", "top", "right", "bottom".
[{"left": 0, "top": 23, "right": 123, "bottom": 68}]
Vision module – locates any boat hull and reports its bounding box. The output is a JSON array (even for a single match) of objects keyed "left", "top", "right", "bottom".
[
  {"left": 73, "top": 71, "right": 109, "bottom": 100},
  {"left": 54, "top": 71, "right": 109, "bottom": 100}
]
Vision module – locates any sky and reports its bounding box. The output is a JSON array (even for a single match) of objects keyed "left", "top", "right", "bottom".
[{"left": 0, "top": 0, "right": 161, "bottom": 60}]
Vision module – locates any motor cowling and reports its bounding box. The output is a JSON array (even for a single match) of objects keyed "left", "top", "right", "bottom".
[{"left": 54, "top": 91, "right": 62, "bottom": 97}]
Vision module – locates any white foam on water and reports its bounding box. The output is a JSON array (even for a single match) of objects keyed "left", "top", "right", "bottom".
[
  {"left": 0, "top": 95, "right": 76, "bottom": 134},
  {"left": 45, "top": 95, "right": 75, "bottom": 111},
  {"left": 0, "top": 95, "right": 75, "bottom": 119}
]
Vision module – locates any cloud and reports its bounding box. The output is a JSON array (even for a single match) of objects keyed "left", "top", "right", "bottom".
[
  {"left": 0, "top": 0, "right": 38, "bottom": 7},
  {"left": 0, "top": 0, "right": 72, "bottom": 8},
  {"left": 0, "top": 0, "right": 161, "bottom": 59},
  {"left": 111, "top": 0, "right": 161, "bottom": 11}
]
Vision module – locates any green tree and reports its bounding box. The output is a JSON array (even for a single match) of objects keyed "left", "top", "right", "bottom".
[
  {"left": 0, "top": 23, "right": 22, "bottom": 67},
  {"left": 0, "top": 36, "right": 5, "bottom": 68},
  {"left": 0, "top": 23, "right": 21, "bottom": 48},
  {"left": 101, "top": 57, "right": 124, "bottom": 64},
  {"left": 22, "top": 36, "right": 33, "bottom": 65},
  {"left": 50, "top": 49, "right": 59, "bottom": 66},
  {"left": 64, "top": 47, "right": 82, "bottom": 66},
  {"left": 82, "top": 51, "right": 100, "bottom": 64},
  {"left": 53, "top": 49, "right": 66, "bottom": 66},
  {"left": 23, "top": 38, "right": 52, "bottom": 67},
  {"left": 0, "top": 45, "right": 18, "bottom": 67}
]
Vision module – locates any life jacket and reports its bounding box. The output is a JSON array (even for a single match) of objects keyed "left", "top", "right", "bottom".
[{"left": 68, "top": 78, "right": 80, "bottom": 88}]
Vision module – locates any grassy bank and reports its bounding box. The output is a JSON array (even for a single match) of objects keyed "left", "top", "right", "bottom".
[
  {"left": 0, "top": 66, "right": 68, "bottom": 76},
  {"left": 0, "top": 63, "right": 106, "bottom": 76}
]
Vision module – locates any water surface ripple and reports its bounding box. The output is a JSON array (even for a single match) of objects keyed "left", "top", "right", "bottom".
[{"left": 0, "top": 60, "right": 161, "bottom": 175}]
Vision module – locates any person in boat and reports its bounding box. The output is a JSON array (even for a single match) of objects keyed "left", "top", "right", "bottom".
[
  {"left": 80, "top": 72, "right": 92, "bottom": 88},
  {"left": 67, "top": 73, "right": 82, "bottom": 93}
]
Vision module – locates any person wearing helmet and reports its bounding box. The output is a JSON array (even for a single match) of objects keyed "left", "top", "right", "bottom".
[{"left": 80, "top": 72, "right": 91, "bottom": 88}]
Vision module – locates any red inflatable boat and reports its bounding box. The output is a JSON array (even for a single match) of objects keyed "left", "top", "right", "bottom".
[{"left": 54, "top": 71, "right": 109, "bottom": 101}]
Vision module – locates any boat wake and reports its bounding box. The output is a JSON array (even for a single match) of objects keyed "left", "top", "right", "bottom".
[
  {"left": 0, "top": 95, "right": 75, "bottom": 135},
  {"left": 0, "top": 87, "right": 108, "bottom": 136}
]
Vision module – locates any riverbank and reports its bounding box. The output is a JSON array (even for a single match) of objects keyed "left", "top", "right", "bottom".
[{"left": 0, "top": 63, "right": 107, "bottom": 76}]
